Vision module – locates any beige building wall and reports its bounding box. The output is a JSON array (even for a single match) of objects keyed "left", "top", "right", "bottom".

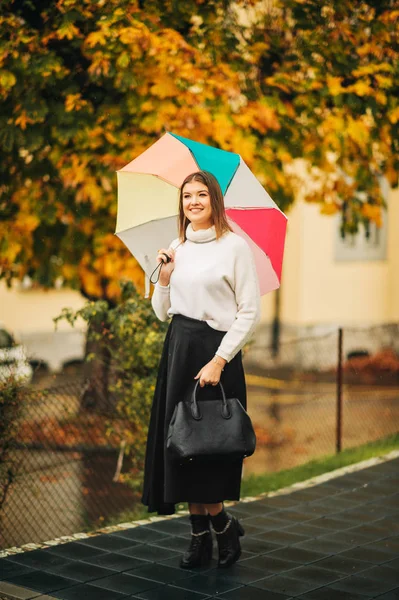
[
  {"left": 260, "top": 186, "right": 399, "bottom": 327},
  {"left": 0, "top": 283, "right": 86, "bottom": 371},
  {"left": 0, "top": 283, "right": 86, "bottom": 336},
  {"left": 279, "top": 200, "right": 303, "bottom": 326},
  {"left": 387, "top": 188, "right": 399, "bottom": 321}
]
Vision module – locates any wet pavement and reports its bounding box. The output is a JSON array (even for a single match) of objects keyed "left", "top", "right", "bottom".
[{"left": 0, "top": 455, "right": 398, "bottom": 600}]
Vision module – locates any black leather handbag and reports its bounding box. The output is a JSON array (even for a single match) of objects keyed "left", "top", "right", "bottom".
[{"left": 166, "top": 381, "right": 256, "bottom": 461}]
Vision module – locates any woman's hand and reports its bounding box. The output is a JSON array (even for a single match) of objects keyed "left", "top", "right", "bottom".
[
  {"left": 157, "top": 247, "right": 175, "bottom": 286},
  {"left": 195, "top": 357, "right": 227, "bottom": 387}
]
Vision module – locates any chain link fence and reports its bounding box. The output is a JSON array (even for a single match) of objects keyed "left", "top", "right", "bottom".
[
  {"left": 1, "top": 324, "right": 398, "bottom": 550},
  {"left": 245, "top": 330, "right": 339, "bottom": 476},
  {"left": 0, "top": 376, "right": 137, "bottom": 550},
  {"left": 244, "top": 323, "right": 399, "bottom": 475},
  {"left": 342, "top": 324, "right": 399, "bottom": 450}
]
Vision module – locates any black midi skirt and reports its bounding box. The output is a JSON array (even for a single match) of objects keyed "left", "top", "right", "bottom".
[{"left": 141, "top": 314, "right": 247, "bottom": 515}]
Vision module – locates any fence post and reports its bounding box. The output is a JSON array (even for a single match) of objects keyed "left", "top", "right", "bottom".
[
  {"left": 336, "top": 327, "right": 343, "bottom": 453},
  {"left": 271, "top": 288, "right": 281, "bottom": 357}
]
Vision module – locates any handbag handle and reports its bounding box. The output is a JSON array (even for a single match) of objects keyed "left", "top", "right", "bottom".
[{"left": 191, "top": 380, "right": 231, "bottom": 420}]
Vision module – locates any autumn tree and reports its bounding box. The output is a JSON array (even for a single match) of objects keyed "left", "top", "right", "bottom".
[
  {"left": 162, "top": 0, "right": 399, "bottom": 233},
  {"left": 0, "top": 0, "right": 237, "bottom": 299},
  {"left": 1, "top": 0, "right": 398, "bottom": 296},
  {"left": 252, "top": 0, "right": 399, "bottom": 235},
  {"left": 0, "top": 0, "right": 250, "bottom": 404}
]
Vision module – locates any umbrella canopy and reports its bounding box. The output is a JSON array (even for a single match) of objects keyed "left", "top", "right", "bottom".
[{"left": 116, "top": 132, "right": 287, "bottom": 296}]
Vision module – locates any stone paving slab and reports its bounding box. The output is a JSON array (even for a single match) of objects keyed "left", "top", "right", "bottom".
[{"left": 1, "top": 452, "right": 398, "bottom": 600}]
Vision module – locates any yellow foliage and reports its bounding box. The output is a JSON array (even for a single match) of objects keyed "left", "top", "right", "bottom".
[
  {"left": 59, "top": 155, "right": 88, "bottom": 188},
  {"left": 119, "top": 25, "right": 148, "bottom": 48},
  {"left": 375, "top": 91, "right": 387, "bottom": 105},
  {"left": 150, "top": 78, "right": 178, "bottom": 99},
  {"left": 361, "top": 204, "right": 382, "bottom": 227},
  {"left": 85, "top": 30, "right": 107, "bottom": 48},
  {"left": 88, "top": 52, "right": 111, "bottom": 76},
  {"left": 352, "top": 63, "right": 392, "bottom": 77},
  {"left": 79, "top": 269, "right": 103, "bottom": 297},
  {"left": 357, "top": 42, "right": 383, "bottom": 59},
  {"left": 105, "top": 280, "right": 121, "bottom": 301},
  {"left": 61, "top": 264, "right": 77, "bottom": 280},
  {"left": 94, "top": 254, "right": 116, "bottom": 279},
  {"left": 65, "top": 93, "right": 87, "bottom": 112},
  {"left": 57, "top": 22, "right": 80, "bottom": 41},
  {"left": 231, "top": 130, "right": 256, "bottom": 165},
  {"left": 347, "top": 80, "right": 372, "bottom": 97},
  {"left": 234, "top": 103, "right": 280, "bottom": 134},
  {"left": 374, "top": 74, "right": 393, "bottom": 89},
  {"left": 256, "top": 104, "right": 280, "bottom": 132},
  {"left": 76, "top": 178, "right": 103, "bottom": 208},
  {"left": 326, "top": 76, "right": 343, "bottom": 96},
  {"left": 18, "top": 214, "right": 40, "bottom": 232},
  {"left": 325, "top": 114, "right": 345, "bottom": 134},
  {"left": 0, "top": 236, "right": 22, "bottom": 264},
  {"left": 384, "top": 164, "right": 398, "bottom": 187},
  {"left": 277, "top": 149, "right": 293, "bottom": 163},
  {"left": 141, "top": 100, "right": 154, "bottom": 113},
  {"left": 103, "top": 131, "right": 117, "bottom": 145},
  {"left": 346, "top": 117, "right": 370, "bottom": 148},
  {"left": 320, "top": 203, "right": 339, "bottom": 216},
  {"left": 79, "top": 218, "right": 95, "bottom": 235},
  {"left": 212, "top": 113, "right": 234, "bottom": 147},
  {"left": 308, "top": 80, "right": 323, "bottom": 91},
  {"left": 116, "top": 52, "right": 130, "bottom": 68},
  {"left": 384, "top": 9, "right": 399, "bottom": 21},
  {"left": 388, "top": 107, "right": 399, "bottom": 124},
  {"left": 232, "top": 111, "right": 253, "bottom": 129},
  {"left": 0, "top": 70, "right": 16, "bottom": 95},
  {"left": 264, "top": 76, "right": 291, "bottom": 94},
  {"left": 15, "top": 110, "right": 34, "bottom": 130}
]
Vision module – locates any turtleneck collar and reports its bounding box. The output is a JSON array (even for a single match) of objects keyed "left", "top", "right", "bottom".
[{"left": 186, "top": 223, "right": 217, "bottom": 243}]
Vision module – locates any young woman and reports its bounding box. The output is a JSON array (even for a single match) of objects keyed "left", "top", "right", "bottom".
[{"left": 142, "top": 170, "right": 261, "bottom": 569}]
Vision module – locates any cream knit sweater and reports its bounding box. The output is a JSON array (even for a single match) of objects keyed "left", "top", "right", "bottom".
[{"left": 151, "top": 224, "right": 261, "bottom": 362}]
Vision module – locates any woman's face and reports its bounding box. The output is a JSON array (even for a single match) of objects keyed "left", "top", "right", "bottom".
[{"left": 182, "top": 180, "right": 213, "bottom": 230}]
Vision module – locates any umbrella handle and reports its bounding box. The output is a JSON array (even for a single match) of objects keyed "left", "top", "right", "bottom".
[
  {"left": 150, "top": 262, "right": 162, "bottom": 285},
  {"left": 150, "top": 256, "right": 169, "bottom": 285},
  {"left": 150, "top": 247, "right": 178, "bottom": 286}
]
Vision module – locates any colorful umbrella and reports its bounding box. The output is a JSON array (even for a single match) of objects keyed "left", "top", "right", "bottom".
[{"left": 116, "top": 132, "right": 287, "bottom": 296}]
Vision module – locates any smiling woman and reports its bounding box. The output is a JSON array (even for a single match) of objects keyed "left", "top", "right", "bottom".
[
  {"left": 178, "top": 172, "right": 233, "bottom": 241},
  {"left": 182, "top": 181, "right": 213, "bottom": 228},
  {"left": 142, "top": 170, "right": 261, "bottom": 571}
]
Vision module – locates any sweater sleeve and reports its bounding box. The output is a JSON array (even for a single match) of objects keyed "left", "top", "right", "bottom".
[
  {"left": 215, "top": 239, "right": 261, "bottom": 362},
  {"left": 151, "top": 283, "right": 171, "bottom": 321}
]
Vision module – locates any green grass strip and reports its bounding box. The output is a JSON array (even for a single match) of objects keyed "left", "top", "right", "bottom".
[
  {"left": 241, "top": 433, "right": 399, "bottom": 498},
  {"left": 104, "top": 433, "right": 399, "bottom": 528}
]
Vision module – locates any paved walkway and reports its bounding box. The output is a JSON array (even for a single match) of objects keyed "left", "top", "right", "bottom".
[{"left": 0, "top": 456, "right": 398, "bottom": 600}]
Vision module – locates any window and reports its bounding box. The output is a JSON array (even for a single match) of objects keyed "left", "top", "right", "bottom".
[
  {"left": 334, "top": 210, "right": 388, "bottom": 262},
  {"left": 335, "top": 178, "right": 389, "bottom": 262}
]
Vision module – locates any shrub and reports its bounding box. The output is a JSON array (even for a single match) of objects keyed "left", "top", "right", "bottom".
[
  {"left": 0, "top": 377, "right": 25, "bottom": 512},
  {"left": 55, "top": 281, "right": 168, "bottom": 491}
]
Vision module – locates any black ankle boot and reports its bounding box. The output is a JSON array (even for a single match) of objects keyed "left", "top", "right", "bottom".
[
  {"left": 211, "top": 512, "right": 245, "bottom": 568},
  {"left": 180, "top": 514, "right": 213, "bottom": 569}
]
